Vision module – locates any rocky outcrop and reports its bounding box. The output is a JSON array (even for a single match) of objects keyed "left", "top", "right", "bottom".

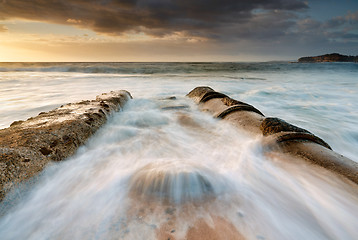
[
  {"left": 0, "top": 90, "right": 132, "bottom": 201},
  {"left": 187, "top": 86, "right": 358, "bottom": 185},
  {"left": 298, "top": 53, "right": 358, "bottom": 63}
]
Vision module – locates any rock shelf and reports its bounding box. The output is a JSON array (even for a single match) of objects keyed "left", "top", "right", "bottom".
[{"left": 0, "top": 90, "right": 132, "bottom": 201}]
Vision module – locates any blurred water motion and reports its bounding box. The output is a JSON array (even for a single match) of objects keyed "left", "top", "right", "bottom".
[{"left": 0, "top": 62, "right": 357, "bottom": 239}]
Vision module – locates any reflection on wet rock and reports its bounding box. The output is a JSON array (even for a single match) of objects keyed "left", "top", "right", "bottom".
[{"left": 129, "top": 162, "right": 223, "bottom": 204}]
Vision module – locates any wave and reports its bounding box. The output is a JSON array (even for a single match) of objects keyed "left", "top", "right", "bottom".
[{"left": 1, "top": 62, "right": 355, "bottom": 74}]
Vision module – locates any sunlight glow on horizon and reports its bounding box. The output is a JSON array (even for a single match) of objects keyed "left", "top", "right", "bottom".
[
  {"left": 0, "top": 0, "right": 357, "bottom": 62},
  {"left": 0, "top": 20, "right": 226, "bottom": 62}
]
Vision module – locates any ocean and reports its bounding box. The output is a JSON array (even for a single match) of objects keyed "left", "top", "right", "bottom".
[{"left": 0, "top": 62, "right": 357, "bottom": 239}]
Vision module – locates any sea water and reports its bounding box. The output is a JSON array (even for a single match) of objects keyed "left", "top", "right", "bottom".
[{"left": 0, "top": 62, "right": 357, "bottom": 239}]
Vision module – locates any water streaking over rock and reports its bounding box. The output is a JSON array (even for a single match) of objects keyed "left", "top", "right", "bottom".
[
  {"left": 187, "top": 86, "right": 358, "bottom": 184},
  {"left": 129, "top": 161, "right": 226, "bottom": 204},
  {"left": 0, "top": 97, "right": 357, "bottom": 240}
]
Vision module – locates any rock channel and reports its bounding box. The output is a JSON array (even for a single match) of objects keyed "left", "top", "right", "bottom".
[{"left": 0, "top": 90, "right": 132, "bottom": 201}]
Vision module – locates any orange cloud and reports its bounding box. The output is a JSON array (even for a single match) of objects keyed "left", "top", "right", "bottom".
[
  {"left": 0, "top": 24, "right": 8, "bottom": 32},
  {"left": 66, "top": 18, "right": 82, "bottom": 24}
]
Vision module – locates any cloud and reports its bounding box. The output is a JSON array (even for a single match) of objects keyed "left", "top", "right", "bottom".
[
  {"left": 1, "top": 0, "right": 357, "bottom": 60},
  {"left": 323, "top": 10, "right": 358, "bottom": 29},
  {"left": 346, "top": 11, "right": 358, "bottom": 22},
  {"left": 293, "top": 10, "right": 358, "bottom": 45},
  {"left": 0, "top": 0, "right": 308, "bottom": 39},
  {"left": 0, "top": 24, "right": 8, "bottom": 32},
  {"left": 66, "top": 18, "right": 82, "bottom": 24}
]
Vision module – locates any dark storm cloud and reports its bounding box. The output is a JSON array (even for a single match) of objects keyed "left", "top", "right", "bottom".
[
  {"left": 294, "top": 10, "right": 358, "bottom": 44},
  {"left": 0, "top": 0, "right": 308, "bottom": 38},
  {"left": 324, "top": 11, "right": 358, "bottom": 29}
]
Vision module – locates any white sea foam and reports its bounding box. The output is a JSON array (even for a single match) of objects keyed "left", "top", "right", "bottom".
[
  {"left": 0, "top": 62, "right": 357, "bottom": 239},
  {"left": 0, "top": 98, "right": 357, "bottom": 239}
]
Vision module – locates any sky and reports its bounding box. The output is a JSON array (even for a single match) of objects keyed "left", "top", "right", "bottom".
[{"left": 0, "top": 0, "right": 357, "bottom": 62}]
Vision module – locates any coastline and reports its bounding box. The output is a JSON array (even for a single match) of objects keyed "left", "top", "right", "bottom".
[{"left": 298, "top": 53, "right": 358, "bottom": 63}]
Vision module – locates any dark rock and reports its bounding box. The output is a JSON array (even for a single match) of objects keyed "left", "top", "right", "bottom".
[
  {"left": 222, "top": 97, "right": 250, "bottom": 107},
  {"left": 10, "top": 120, "right": 24, "bottom": 127},
  {"left": 186, "top": 86, "right": 215, "bottom": 103},
  {"left": 166, "top": 96, "right": 177, "bottom": 100},
  {"left": 39, "top": 147, "right": 52, "bottom": 156},
  {"left": 260, "top": 118, "right": 331, "bottom": 149},
  {"left": 260, "top": 117, "right": 310, "bottom": 136},
  {"left": 93, "top": 112, "right": 103, "bottom": 118},
  {"left": 50, "top": 139, "right": 59, "bottom": 148},
  {"left": 216, "top": 105, "right": 264, "bottom": 119},
  {"left": 165, "top": 207, "right": 176, "bottom": 215},
  {"left": 98, "top": 109, "right": 105, "bottom": 115},
  {"left": 159, "top": 96, "right": 177, "bottom": 100},
  {"left": 298, "top": 53, "right": 358, "bottom": 63},
  {"left": 161, "top": 105, "right": 189, "bottom": 110},
  {"left": 22, "top": 158, "right": 31, "bottom": 163},
  {"left": 62, "top": 135, "right": 72, "bottom": 144},
  {"left": 199, "top": 91, "right": 228, "bottom": 103}
]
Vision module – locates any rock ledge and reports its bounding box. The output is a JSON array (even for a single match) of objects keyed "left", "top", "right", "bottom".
[{"left": 0, "top": 90, "right": 132, "bottom": 201}]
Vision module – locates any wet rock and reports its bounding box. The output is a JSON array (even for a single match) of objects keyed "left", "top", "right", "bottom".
[
  {"left": 161, "top": 105, "right": 189, "bottom": 110},
  {"left": 221, "top": 97, "right": 250, "bottom": 107},
  {"left": 159, "top": 96, "right": 177, "bottom": 100},
  {"left": 166, "top": 96, "right": 177, "bottom": 100},
  {"left": 216, "top": 105, "right": 264, "bottom": 119},
  {"left": 199, "top": 91, "right": 228, "bottom": 103},
  {"left": 39, "top": 147, "right": 52, "bottom": 156},
  {"left": 186, "top": 86, "right": 215, "bottom": 104},
  {"left": 10, "top": 120, "right": 24, "bottom": 127},
  {"left": 260, "top": 117, "right": 310, "bottom": 136},
  {"left": 185, "top": 217, "right": 245, "bottom": 240},
  {"left": 187, "top": 86, "right": 358, "bottom": 185},
  {"left": 129, "top": 162, "right": 218, "bottom": 204},
  {"left": 0, "top": 90, "right": 132, "bottom": 201},
  {"left": 260, "top": 118, "right": 331, "bottom": 150},
  {"left": 49, "top": 139, "right": 59, "bottom": 148},
  {"left": 165, "top": 207, "right": 176, "bottom": 215}
]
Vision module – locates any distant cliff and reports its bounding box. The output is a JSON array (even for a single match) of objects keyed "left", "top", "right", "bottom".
[{"left": 298, "top": 53, "right": 358, "bottom": 63}]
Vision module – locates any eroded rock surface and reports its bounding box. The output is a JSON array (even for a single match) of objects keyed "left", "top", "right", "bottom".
[
  {"left": 0, "top": 90, "right": 132, "bottom": 201},
  {"left": 187, "top": 86, "right": 358, "bottom": 185}
]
